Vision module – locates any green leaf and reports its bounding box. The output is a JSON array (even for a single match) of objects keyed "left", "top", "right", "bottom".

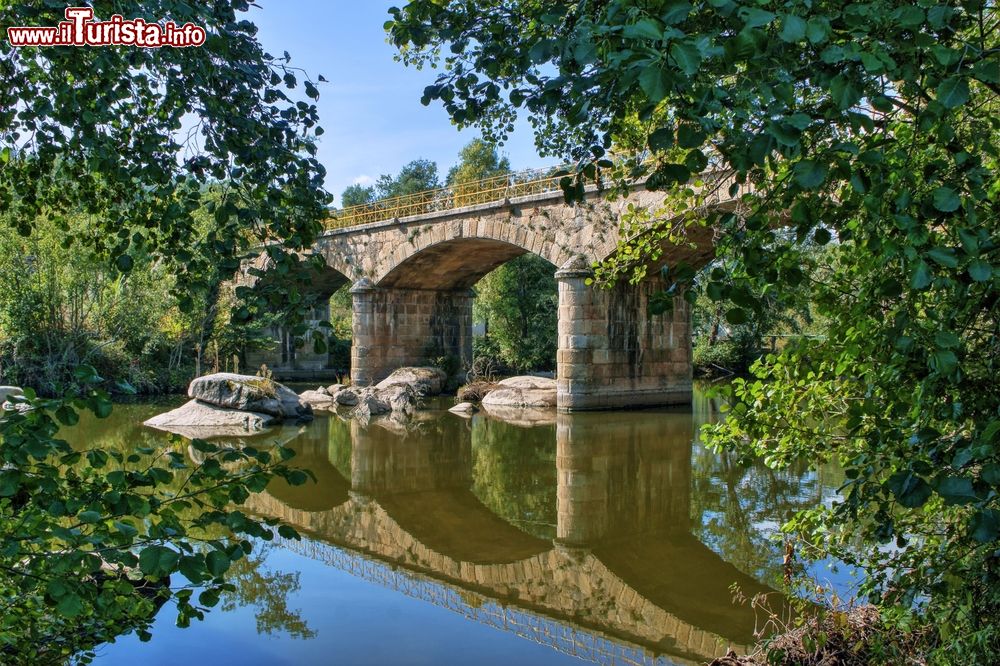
[
  {"left": 670, "top": 42, "right": 701, "bottom": 75},
  {"left": 639, "top": 65, "right": 671, "bottom": 102},
  {"left": 981, "top": 464, "right": 1000, "bottom": 487},
  {"left": 725, "top": 308, "right": 748, "bottom": 325},
  {"left": 888, "top": 472, "right": 932, "bottom": 508},
  {"left": 779, "top": 15, "right": 806, "bottom": 42},
  {"left": 805, "top": 17, "right": 831, "bottom": 44},
  {"left": 56, "top": 405, "right": 79, "bottom": 426},
  {"left": 138, "top": 545, "right": 180, "bottom": 578},
  {"left": 662, "top": 2, "right": 693, "bottom": 24},
  {"left": 684, "top": 149, "right": 708, "bottom": 172},
  {"left": 931, "top": 349, "right": 958, "bottom": 375},
  {"left": 968, "top": 259, "right": 992, "bottom": 282},
  {"left": 892, "top": 5, "right": 924, "bottom": 28},
  {"left": 206, "top": 550, "right": 231, "bottom": 577},
  {"left": 970, "top": 509, "right": 1000, "bottom": 543},
  {"left": 527, "top": 39, "right": 553, "bottom": 64},
  {"left": 927, "top": 247, "right": 958, "bottom": 268},
  {"left": 814, "top": 228, "right": 832, "bottom": 245},
  {"left": 648, "top": 127, "right": 674, "bottom": 151},
  {"left": 937, "top": 476, "right": 978, "bottom": 505},
  {"left": 624, "top": 18, "right": 664, "bottom": 41},
  {"left": 911, "top": 261, "right": 932, "bottom": 289},
  {"left": 0, "top": 471, "right": 22, "bottom": 498},
  {"left": 793, "top": 160, "right": 828, "bottom": 189},
  {"left": 935, "top": 331, "right": 960, "bottom": 349},
  {"left": 931, "top": 186, "right": 961, "bottom": 213},
  {"left": 56, "top": 593, "right": 84, "bottom": 618},
  {"left": 936, "top": 77, "right": 969, "bottom": 109},
  {"left": 829, "top": 74, "right": 862, "bottom": 110},
  {"left": 739, "top": 7, "right": 776, "bottom": 29},
  {"left": 677, "top": 123, "right": 705, "bottom": 148},
  {"left": 199, "top": 588, "right": 221, "bottom": 608},
  {"left": 115, "top": 254, "right": 134, "bottom": 273},
  {"left": 277, "top": 524, "right": 300, "bottom": 540}
]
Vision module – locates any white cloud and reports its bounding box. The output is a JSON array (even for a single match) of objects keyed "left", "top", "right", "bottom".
[{"left": 352, "top": 174, "right": 374, "bottom": 187}]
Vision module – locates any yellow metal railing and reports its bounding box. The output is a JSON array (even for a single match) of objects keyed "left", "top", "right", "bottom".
[{"left": 327, "top": 164, "right": 572, "bottom": 230}]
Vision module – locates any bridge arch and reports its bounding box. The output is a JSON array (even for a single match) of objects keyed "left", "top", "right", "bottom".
[{"left": 373, "top": 219, "right": 564, "bottom": 288}]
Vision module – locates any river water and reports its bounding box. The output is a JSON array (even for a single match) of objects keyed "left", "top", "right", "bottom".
[{"left": 63, "top": 387, "right": 847, "bottom": 666}]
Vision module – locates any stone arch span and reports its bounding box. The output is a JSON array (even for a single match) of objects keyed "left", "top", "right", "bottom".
[{"left": 265, "top": 178, "right": 737, "bottom": 407}]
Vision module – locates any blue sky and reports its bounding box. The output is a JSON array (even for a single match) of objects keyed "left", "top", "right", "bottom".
[{"left": 246, "top": 2, "right": 548, "bottom": 206}]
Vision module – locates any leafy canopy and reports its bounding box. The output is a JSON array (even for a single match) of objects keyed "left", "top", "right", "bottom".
[{"left": 1, "top": 1, "right": 328, "bottom": 658}]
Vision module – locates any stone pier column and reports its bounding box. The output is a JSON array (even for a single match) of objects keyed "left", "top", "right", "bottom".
[
  {"left": 555, "top": 257, "right": 693, "bottom": 412},
  {"left": 351, "top": 279, "right": 473, "bottom": 386},
  {"left": 350, "top": 278, "right": 378, "bottom": 386}
]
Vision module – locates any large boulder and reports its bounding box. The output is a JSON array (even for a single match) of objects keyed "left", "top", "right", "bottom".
[
  {"left": 188, "top": 373, "right": 312, "bottom": 421},
  {"left": 375, "top": 367, "right": 447, "bottom": 396},
  {"left": 379, "top": 383, "right": 418, "bottom": 417},
  {"left": 481, "top": 375, "right": 557, "bottom": 409},
  {"left": 0, "top": 386, "right": 27, "bottom": 414},
  {"left": 334, "top": 389, "right": 360, "bottom": 407},
  {"left": 352, "top": 391, "right": 391, "bottom": 421},
  {"left": 299, "top": 389, "right": 337, "bottom": 411},
  {"left": 144, "top": 400, "right": 278, "bottom": 439}
]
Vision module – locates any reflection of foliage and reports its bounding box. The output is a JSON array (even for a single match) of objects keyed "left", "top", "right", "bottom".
[
  {"left": 470, "top": 418, "right": 558, "bottom": 539},
  {"left": 689, "top": 443, "right": 842, "bottom": 588},
  {"left": 221, "top": 543, "right": 316, "bottom": 640},
  {"left": 688, "top": 387, "right": 845, "bottom": 586},
  {"left": 326, "top": 417, "right": 354, "bottom": 482}
]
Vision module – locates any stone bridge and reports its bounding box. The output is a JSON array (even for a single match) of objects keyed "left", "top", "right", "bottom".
[
  {"left": 243, "top": 409, "right": 781, "bottom": 664},
  {"left": 247, "top": 169, "right": 729, "bottom": 411}
]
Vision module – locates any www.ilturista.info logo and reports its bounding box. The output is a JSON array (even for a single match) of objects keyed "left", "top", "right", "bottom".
[{"left": 6, "top": 7, "right": 206, "bottom": 48}]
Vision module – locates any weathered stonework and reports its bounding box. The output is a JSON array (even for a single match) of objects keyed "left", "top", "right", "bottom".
[
  {"left": 250, "top": 181, "right": 722, "bottom": 409},
  {"left": 351, "top": 279, "right": 473, "bottom": 386},
  {"left": 555, "top": 259, "right": 693, "bottom": 411}
]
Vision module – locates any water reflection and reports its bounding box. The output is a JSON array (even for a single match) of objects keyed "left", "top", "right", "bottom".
[
  {"left": 63, "top": 390, "right": 840, "bottom": 665},
  {"left": 246, "top": 404, "right": 783, "bottom": 661}
]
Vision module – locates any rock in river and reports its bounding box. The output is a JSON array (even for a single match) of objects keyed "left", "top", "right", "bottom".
[
  {"left": 188, "top": 372, "right": 312, "bottom": 420},
  {"left": 144, "top": 373, "right": 312, "bottom": 439},
  {"left": 375, "top": 367, "right": 447, "bottom": 396},
  {"left": 481, "top": 376, "right": 557, "bottom": 409},
  {"left": 299, "top": 389, "right": 338, "bottom": 410},
  {"left": 144, "top": 399, "right": 279, "bottom": 439}
]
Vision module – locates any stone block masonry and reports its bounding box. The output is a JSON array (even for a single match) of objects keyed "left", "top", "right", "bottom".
[
  {"left": 555, "top": 259, "right": 692, "bottom": 412},
  {"left": 248, "top": 178, "right": 723, "bottom": 410},
  {"left": 351, "top": 278, "right": 473, "bottom": 387}
]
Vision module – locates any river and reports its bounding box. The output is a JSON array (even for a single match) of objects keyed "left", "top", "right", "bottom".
[{"left": 59, "top": 386, "right": 849, "bottom": 665}]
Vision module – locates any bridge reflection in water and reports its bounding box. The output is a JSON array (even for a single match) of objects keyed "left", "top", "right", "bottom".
[{"left": 246, "top": 407, "right": 780, "bottom": 665}]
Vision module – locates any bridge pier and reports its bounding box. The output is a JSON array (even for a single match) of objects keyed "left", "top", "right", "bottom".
[
  {"left": 245, "top": 295, "right": 334, "bottom": 379},
  {"left": 555, "top": 259, "right": 692, "bottom": 412},
  {"left": 350, "top": 278, "right": 474, "bottom": 387}
]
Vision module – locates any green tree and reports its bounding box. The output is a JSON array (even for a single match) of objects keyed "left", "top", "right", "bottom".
[
  {"left": 446, "top": 138, "right": 511, "bottom": 185},
  {"left": 375, "top": 158, "right": 440, "bottom": 199},
  {"left": 0, "top": 1, "right": 325, "bottom": 659},
  {"left": 388, "top": 1, "right": 1000, "bottom": 661},
  {"left": 340, "top": 183, "right": 375, "bottom": 208},
  {"left": 474, "top": 254, "right": 558, "bottom": 373}
]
